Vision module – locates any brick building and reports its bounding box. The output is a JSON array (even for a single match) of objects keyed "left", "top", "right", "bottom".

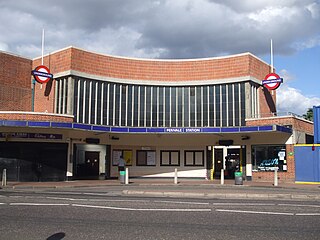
[{"left": 0, "top": 47, "right": 313, "bottom": 182}]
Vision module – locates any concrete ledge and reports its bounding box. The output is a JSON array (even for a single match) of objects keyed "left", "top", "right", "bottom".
[{"left": 122, "top": 190, "right": 320, "bottom": 201}]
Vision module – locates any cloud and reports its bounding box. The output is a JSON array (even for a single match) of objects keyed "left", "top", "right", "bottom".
[
  {"left": 277, "top": 68, "right": 320, "bottom": 115},
  {"left": 277, "top": 87, "right": 320, "bottom": 115},
  {"left": 0, "top": 42, "right": 8, "bottom": 52},
  {"left": 0, "top": 0, "right": 319, "bottom": 59}
]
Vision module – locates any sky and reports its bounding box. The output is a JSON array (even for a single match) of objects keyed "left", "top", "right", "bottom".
[{"left": 0, "top": 0, "right": 319, "bottom": 115}]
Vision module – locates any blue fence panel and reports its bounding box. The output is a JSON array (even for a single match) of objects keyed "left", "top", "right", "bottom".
[
  {"left": 295, "top": 146, "right": 320, "bottom": 182},
  {"left": 314, "top": 106, "right": 320, "bottom": 144}
]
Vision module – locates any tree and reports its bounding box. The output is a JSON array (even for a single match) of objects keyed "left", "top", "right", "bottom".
[{"left": 302, "top": 108, "right": 313, "bottom": 121}]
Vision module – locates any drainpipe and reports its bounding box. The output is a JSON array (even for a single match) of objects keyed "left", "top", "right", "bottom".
[{"left": 31, "top": 79, "right": 36, "bottom": 111}]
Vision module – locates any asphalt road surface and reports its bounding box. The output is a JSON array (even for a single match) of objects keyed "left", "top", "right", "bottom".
[{"left": 1, "top": 190, "right": 320, "bottom": 240}]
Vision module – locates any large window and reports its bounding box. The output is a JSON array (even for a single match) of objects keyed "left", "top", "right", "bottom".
[
  {"left": 160, "top": 150, "right": 180, "bottom": 166},
  {"left": 184, "top": 150, "right": 204, "bottom": 166},
  {"left": 65, "top": 78, "right": 249, "bottom": 128},
  {"left": 252, "top": 145, "right": 287, "bottom": 172},
  {"left": 136, "top": 150, "right": 156, "bottom": 166}
]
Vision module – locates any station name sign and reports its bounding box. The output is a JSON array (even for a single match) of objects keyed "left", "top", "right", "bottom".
[
  {"left": 0, "top": 132, "right": 62, "bottom": 140},
  {"left": 31, "top": 65, "right": 53, "bottom": 84},
  {"left": 262, "top": 73, "right": 283, "bottom": 90},
  {"left": 166, "top": 128, "right": 201, "bottom": 133}
]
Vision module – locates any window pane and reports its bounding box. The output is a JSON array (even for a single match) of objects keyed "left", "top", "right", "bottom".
[
  {"left": 184, "top": 87, "right": 189, "bottom": 127},
  {"left": 221, "top": 85, "right": 227, "bottom": 126},
  {"left": 108, "top": 83, "right": 114, "bottom": 125},
  {"left": 209, "top": 86, "right": 214, "bottom": 126},
  {"left": 190, "top": 87, "right": 195, "bottom": 127},
  {"left": 165, "top": 87, "right": 170, "bottom": 127},
  {"left": 171, "top": 88, "right": 176, "bottom": 127},
  {"left": 91, "top": 81, "right": 96, "bottom": 124},
  {"left": 171, "top": 151, "right": 180, "bottom": 165},
  {"left": 161, "top": 151, "right": 170, "bottom": 165},
  {"left": 234, "top": 83, "right": 239, "bottom": 126},
  {"left": 159, "top": 87, "right": 164, "bottom": 127},
  {"left": 196, "top": 87, "right": 201, "bottom": 127},
  {"left": 137, "top": 151, "right": 147, "bottom": 166},
  {"left": 185, "top": 151, "right": 194, "bottom": 165},
  {"left": 96, "top": 82, "right": 102, "bottom": 125},
  {"left": 84, "top": 80, "right": 90, "bottom": 123},
  {"left": 228, "top": 84, "right": 233, "bottom": 126},
  {"left": 139, "top": 86, "right": 145, "bottom": 126},
  {"left": 240, "top": 83, "right": 246, "bottom": 126},
  {"left": 121, "top": 85, "right": 127, "bottom": 126},
  {"left": 195, "top": 151, "right": 204, "bottom": 166},
  {"left": 146, "top": 86, "right": 151, "bottom": 127},
  {"left": 251, "top": 145, "right": 287, "bottom": 172},
  {"left": 203, "top": 86, "right": 208, "bottom": 127},
  {"left": 103, "top": 83, "right": 109, "bottom": 125},
  {"left": 133, "top": 85, "right": 139, "bottom": 126},
  {"left": 114, "top": 84, "right": 120, "bottom": 126},
  {"left": 177, "top": 87, "right": 183, "bottom": 127},
  {"left": 127, "top": 85, "right": 133, "bottom": 126},
  {"left": 215, "top": 86, "right": 221, "bottom": 126},
  {"left": 152, "top": 87, "right": 157, "bottom": 127}
]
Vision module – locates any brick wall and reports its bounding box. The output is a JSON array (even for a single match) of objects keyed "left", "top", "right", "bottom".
[
  {"left": 246, "top": 116, "right": 314, "bottom": 135},
  {"left": 0, "top": 112, "right": 73, "bottom": 122},
  {"left": 0, "top": 52, "right": 32, "bottom": 111},
  {"left": 259, "top": 87, "right": 277, "bottom": 117},
  {"left": 252, "top": 145, "right": 295, "bottom": 183},
  {"left": 32, "top": 48, "right": 73, "bottom": 113}
]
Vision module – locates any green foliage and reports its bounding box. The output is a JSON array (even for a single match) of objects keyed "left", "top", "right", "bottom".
[{"left": 302, "top": 108, "right": 313, "bottom": 121}]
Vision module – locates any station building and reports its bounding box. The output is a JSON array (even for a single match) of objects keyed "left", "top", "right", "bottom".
[{"left": 0, "top": 47, "right": 314, "bottom": 182}]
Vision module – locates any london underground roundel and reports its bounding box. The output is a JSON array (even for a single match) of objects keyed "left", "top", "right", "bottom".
[
  {"left": 32, "top": 65, "right": 53, "bottom": 84},
  {"left": 262, "top": 73, "right": 283, "bottom": 90}
]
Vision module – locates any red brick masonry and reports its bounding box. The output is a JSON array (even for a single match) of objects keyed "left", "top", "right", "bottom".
[{"left": 0, "top": 112, "right": 73, "bottom": 122}]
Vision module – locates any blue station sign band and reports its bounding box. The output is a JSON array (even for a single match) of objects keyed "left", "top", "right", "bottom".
[
  {"left": 32, "top": 70, "right": 53, "bottom": 79},
  {"left": 262, "top": 78, "right": 283, "bottom": 85}
]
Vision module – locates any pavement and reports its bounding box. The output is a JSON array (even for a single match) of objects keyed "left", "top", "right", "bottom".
[{"left": 1, "top": 178, "right": 320, "bottom": 201}]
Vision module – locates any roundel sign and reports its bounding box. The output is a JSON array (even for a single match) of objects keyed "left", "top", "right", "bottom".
[
  {"left": 31, "top": 65, "right": 53, "bottom": 84},
  {"left": 262, "top": 73, "right": 283, "bottom": 90}
]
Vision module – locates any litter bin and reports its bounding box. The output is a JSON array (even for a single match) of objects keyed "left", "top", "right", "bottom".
[
  {"left": 119, "top": 170, "right": 125, "bottom": 184},
  {"left": 234, "top": 171, "right": 243, "bottom": 185}
]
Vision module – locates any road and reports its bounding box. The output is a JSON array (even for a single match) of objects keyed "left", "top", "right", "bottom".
[{"left": 1, "top": 189, "right": 320, "bottom": 240}]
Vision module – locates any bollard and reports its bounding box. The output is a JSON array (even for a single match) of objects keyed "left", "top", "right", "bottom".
[
  {"left": 1, "top": 169, "right": 7, "bottom": 187},
  {"left": 220, "top": 169, "right": 224, "bottom": 185},
  {"left": 174, "top": 168, "right": 178, "bottom": 184},
  {"left": 125, "top": 167, "right": 129, "bottom": 185},
  {"left": 274, "top": 166, "right": 278, "bottom": 186}
]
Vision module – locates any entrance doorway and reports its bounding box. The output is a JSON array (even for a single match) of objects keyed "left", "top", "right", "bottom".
[
  {"left": 213, "top": 146, "right": 242, "bottom": 179},
  {"left": 76, "top": 151, "right": 100, "bottom": 179}
]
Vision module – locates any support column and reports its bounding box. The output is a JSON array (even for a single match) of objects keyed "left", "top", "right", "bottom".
[
  {"left": 245, "top": 144, "right": 252, "bottom": 181},
  {"left": 66, "top": 138, "right": 74, "bottom": 181},
  {"left": 245, "top": 82, "right": 252, "bottom": 119},
  {"left": 67, "top": 76, "right": 75, "bottom": 116}
]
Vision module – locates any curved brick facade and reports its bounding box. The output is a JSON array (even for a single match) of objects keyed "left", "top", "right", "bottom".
[
  {"left": 32, "top": 47, "right": 276, "bottom": 116},
  {"left": 33, "top": 47, "right": 271, "bottom": 82}
]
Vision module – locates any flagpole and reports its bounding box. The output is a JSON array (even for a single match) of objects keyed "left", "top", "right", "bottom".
[
  {"left": 270, "top": 39, "right": 273, "bottom": 73},
  {"left": 41, "top": 29, "right": 44, "bottom": 65}
]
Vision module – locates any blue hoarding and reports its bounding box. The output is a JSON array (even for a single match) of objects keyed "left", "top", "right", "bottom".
[{"left": 314, "top": 106, "right": 320, "bottom": 144}]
